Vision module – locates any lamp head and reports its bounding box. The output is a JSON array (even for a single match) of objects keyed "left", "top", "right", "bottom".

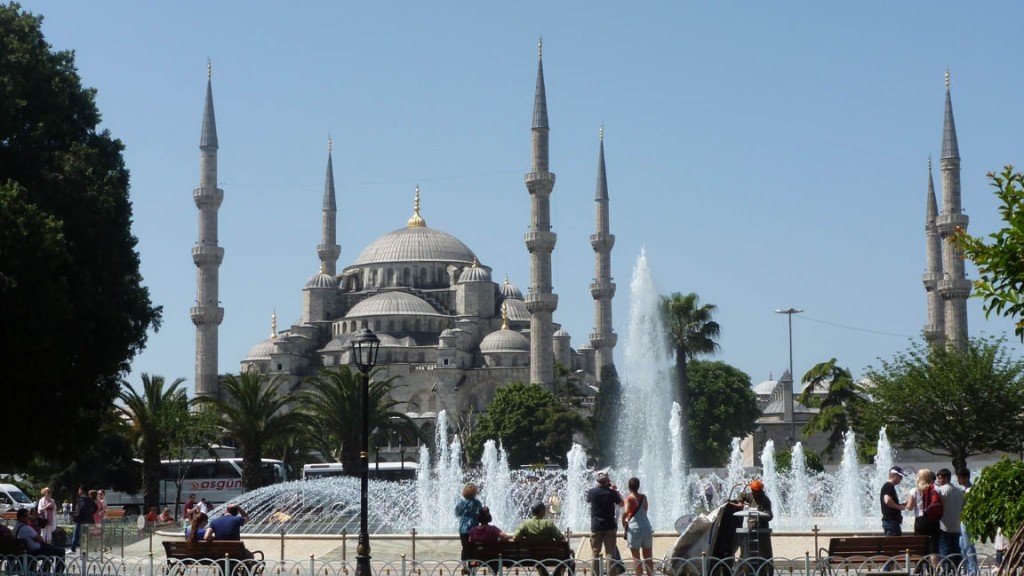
[{"left": 351, "top": 328, "right": 380, "bottom": 373}]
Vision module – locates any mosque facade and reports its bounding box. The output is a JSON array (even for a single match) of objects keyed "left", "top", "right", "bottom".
[{"left": 191, "top": 46, "right": 617, "bottom": 429}]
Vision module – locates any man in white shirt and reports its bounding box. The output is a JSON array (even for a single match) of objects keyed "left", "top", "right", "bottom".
[
  {"left": 12, "top": 508, "right": 65, "bottom": 569},
  {"left": 935, "top": 468, "right": 964, "bottom": 573}
]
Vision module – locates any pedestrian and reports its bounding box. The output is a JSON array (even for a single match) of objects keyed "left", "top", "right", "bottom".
[
  {"left": 454, "top": 482, "right": 482, "bottom": 571},
  {"left": 994, "top": 528, "right": 1007, "bottom": 572},
  {"left": 880, "top": 466, "right": 906, "bottom": 536},
  {"left": 935, "top": 468, "right": 964, "bottom": 573},
  {"left": 956, "top": 468, "right": 978, "bottom": 576},
  {"left": 586, "top": 471, "right": 623, "bottom": 576},
  {"left": 622, "top": 477, "right": 653, "bottom": 576},
  {"left": 36, "top": 487, "right": 57, "bottom": 543},
  {"left": 69, "top": 486, "right": 96, "bottom": 553},
  {"left": 183, "top": 494, "right": 197, "bottom": 522},
  {"left": 906, "top": 468, "right": 940, "bottom": 568}
]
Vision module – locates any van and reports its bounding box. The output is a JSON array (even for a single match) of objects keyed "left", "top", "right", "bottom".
[{"left": 0, "top": 483, "right": 34, "bottom": 513}]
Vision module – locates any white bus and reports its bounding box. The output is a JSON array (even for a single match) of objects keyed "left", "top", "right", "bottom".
[
  {"left": 303, "top": 461, "right": 418, "bottom": 482},
  {"left": 104, "top": 458, "right": 287, "bottom": 516}
]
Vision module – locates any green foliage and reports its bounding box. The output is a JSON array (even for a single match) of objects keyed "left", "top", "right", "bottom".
[
  {"left": 686, "top": 360, "right": 760, "bottom": 467},
  {"left": 955, "top": 166, "right": 1024, "bottom": 340},
  {"left": 863, "top": 336, "right": 1024, "bottom": 470},
  {"left": 468, "top": 382, "right": 587, "bottom": 467},
  {"left": 772, "top": 448, "right": 825, "bottom": 474},
  {"left": 200, "top": 372, "right": 307, "bottom": 491},
  {"left": 962, "top": 458, "right": 1024, "bottom": 544},
  {"left": 300, "top": 366, "right": 420, "bottom": 477},
  {"left": 590, "top": 364, "right": 622, "bottom": 466},
  {"left": 46, "top": 432, "right": 140, "bottom": 501},
  {"left": 0, "top": 4, "right": 162, "bottom": 469},
  {"left": 798, "top": 359, "right": 871, "bottom": 460}
]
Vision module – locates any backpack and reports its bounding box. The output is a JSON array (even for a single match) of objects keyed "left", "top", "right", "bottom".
[{"left": 923, "top": 485, "right": 944, "bottom": 522}]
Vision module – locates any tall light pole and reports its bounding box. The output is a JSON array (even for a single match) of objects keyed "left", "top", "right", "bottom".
[
  {"left": 351, "top": 328, "right": 380, "bottom": 576},
  {"left": 775, "top": 308, "right": 803, "bottom": 444}
]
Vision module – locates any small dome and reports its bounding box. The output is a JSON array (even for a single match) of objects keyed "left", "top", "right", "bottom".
[
  {"left": 504, "top": 299, "right": 530, "bottom": 322},
  {"left": 440, "top": 328, "right": 457, "bottom": 338},
  {"left": 245, "top": 338, "right": 274, "bottom": 361},
  {"left": 577, "top": 342, "right": 594, "bottom": 351},
  {"left": 500, "top": 275, "right": 523, "bottom": 300},
  {"left": 479, "top": 329, "right": 530, "bottom": 353},
  {"left": 346, "top": 292, "right": 441, "bottom": 318},
  {"left": 305, "top": 272, "right": 337, "bottom": 289},
  {"left": 753, "top": 379, "right": 777, "bottom": 395},
  {"left": 553, "top": 328, "right": 570, "bottom": 338},
  {"left": 459, "top": 259, "right": 491, "bottom": 283},
  {"left": 321, "top": 334, "right": 353, "bottom": 352}
]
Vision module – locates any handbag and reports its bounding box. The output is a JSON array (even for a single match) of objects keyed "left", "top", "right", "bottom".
[{"left": 622, "top": 494, "right": 646, "bottom": 541}]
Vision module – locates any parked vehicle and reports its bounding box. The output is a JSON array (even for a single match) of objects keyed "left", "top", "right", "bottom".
[
  {"left": 0, "top": 483, "right": 34, "bottom": 513},
  {"left": 302, "top": 461, "right": 418, "bottom": 482}
]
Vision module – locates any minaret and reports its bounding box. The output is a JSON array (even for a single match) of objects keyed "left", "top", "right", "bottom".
[
  {"left": 524, "top": 39, "right": 558, "bottom": 386},
  {"left": 923, "top": 157, "right": 945, "bottom": 344},
  {"left": 191, "top": 62, "right": 225, "bottom": 399},
  {"left": 935, "top": 70, "right": 971, "bottom": 349},
  {"left": 589, "top": 126, "right": 617, "bottom": 380},
  {"left": 317, "top": 137, "right": 341, "bottom": 276}
]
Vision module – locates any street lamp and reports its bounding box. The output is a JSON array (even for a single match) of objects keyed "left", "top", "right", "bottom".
[
  {"left": 351, "top": 328, "right": 380, "bottom": 576},
  {"left": 774, "top": 308, "right": 803, "bottom": 444}
]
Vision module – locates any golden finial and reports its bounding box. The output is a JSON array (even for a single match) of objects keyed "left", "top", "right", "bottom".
[
  {"left": 538, "top": 37, "right": 543, "bottom": 59},
  {"left": 501, "top": 302, "right": 509, "bottom": 330},
  {"left": 407, "top": 185, "right": 426, "bottom": 227},
  {"left": 471, "top": 256, "right": 480, "bottom": 268},
  {"left": 207, "top": 59, "right": 212, "bottom": 81},
  {"left": 599, "top": 124, "right": 604, "bottom": 142},
  {"left": 504, "top": 273, "right": 510, "bottom": 285},
  {"left": 271, "top": 310, "right": 277, "bottom": 338},
  {"left": 945, "top": 68, "right": 950, "bottom": 88}
]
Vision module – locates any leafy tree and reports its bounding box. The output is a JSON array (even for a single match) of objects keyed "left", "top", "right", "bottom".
[
  {"left": 117, "top": 374, "right": 188, "bottom": 513},
  {"left": 0, "top": 4, "right": 162, "bottom": 469},
  {"left": 301, "top": 366, "right": 420, "bottom": 476},
  {"left": 164, "top": 408, "right": 220, "bottom": 519},
  {"left": 797, "top": 358, "right": 870, "bottom": 460},
  {"left": 686, "top": 360, "right": 760, "bottom": 467},
  {"left": 468, "top": 382, "right": 586, "bottom": 467},
  {"left": 47, "top": 431, "right": 141, "bottom": 502},
  {"left": 661, "top": 292, "right": 721, "bottom": 459},
  {"left": 200, "top": 372, "right": 306, "bottom": 491},
  {"left": 961, "top": 459, "right": 1024, "bottom": 571},
  {"left": 771, "top": 447, "right": 826, "bottom": 475},
  {"left": 955, "top": 166, "right": 1024, "bottom": 341},
  {"left": 590, "top": 364, "right": 622, "bottom": 466},
  {"left": 863, "top": 336, "right": 1024, "bottom": 470}
]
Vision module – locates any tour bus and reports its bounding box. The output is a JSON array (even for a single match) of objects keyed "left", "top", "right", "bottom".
[
  {"left": 104, "top": 458, "right": 287, "bottom": 515},
  {"left": 302, "top": 461, "right": 418, "bottom": 482}
]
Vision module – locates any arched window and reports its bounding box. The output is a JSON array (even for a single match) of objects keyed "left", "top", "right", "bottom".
[
  {"left": 420, "top": 267, "right": 428, "bottom": 286},
  {"left": 386, "top": 268, "right": 395, "bottom": 286},
  {"left": 403, "top": 268, "right": 411, "bottom": 286}
]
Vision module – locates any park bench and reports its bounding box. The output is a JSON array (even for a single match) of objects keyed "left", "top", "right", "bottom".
[
  {"left": 470, "top": 540, "right": 575, "bottom": 576},
  {"left": 818, "top": 535, "right": 930, "bottom": 575},
  {"left": 0, "top": 511, "right": 17, "bottom": 520},
  {"left": 164, "top": 540, "right": 265, "bottom": 576},
  {"left": 104, "top": 509, "right": 126, "bottom": 521}
]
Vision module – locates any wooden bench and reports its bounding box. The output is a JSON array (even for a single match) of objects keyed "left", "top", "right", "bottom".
[
  {"left": 164, "top": 540, "right": 265, "bottom": 576},
  {"left": 470, "top": 540, "right": 575, "bottom": 576},
  {"left": 104, "top": 509, "right": 126, "bottom": 521},
  {"left": 0, "top": 511, "right": 17, "bottom": 520},
  {"left": 818, "top": 536, "right": 930, "bottom": 574}
]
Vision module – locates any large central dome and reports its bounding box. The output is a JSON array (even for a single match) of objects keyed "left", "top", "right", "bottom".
[{"left": 354, "top": 225, "right": 476, "bottom": 266}]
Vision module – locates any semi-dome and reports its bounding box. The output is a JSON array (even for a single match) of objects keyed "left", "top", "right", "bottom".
[
  {"left": 500, "top": 275, "right": 523, "bottom": 300},
  {"left": 459, "top": 258, "right": 491, "bottom": 283},
  {"left": 245, "top": 338, "right": 274, "bottom": 361},
  {"left": 503, "top": 299, "right": 530, "bottom": 322},
  {"left": 479, "top": 329, "right": 529, "bottom": 353},
  {"left": 346, "top": 291, "right": 441, "bottom": 318},
  {"left": 553, "top": 328, "right": 570, "bottom": 338},
  {"left": 305, "top": 271, "right": 337, "bottom": 289},
  {"left": 353, "top": 226, "right": 476, "bottom": 266}
]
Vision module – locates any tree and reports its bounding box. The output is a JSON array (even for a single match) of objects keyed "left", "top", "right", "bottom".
[
  {"left": 164, "top": 408, "right": 220, "bottom": 519},
  {"left": 954, "top": 166, "right": 1024, "bottom": 341},
  {"left": 200, "top": 372, "right": 306, "bottom": 491},
  {"left": 117, "top": 374, "right": 189, "bottom": 513},
  {"left": 300, "top": 366, "right": 419, "bottom": 476},
  {"left": 467, "top": 382, "right": 587, "bottom": 467},
  {"left": 685, "top": 360, "right": 760, "bottom": 467},
  {"left": 863, "top": 336, "right": 1024, "bottom": 470},
  {"left": 590, "top": 365, "right": 623, "bottom": 466},
  {"left": 0, "top": 4, "right": 162, "bottom": 469},
  {"left": 962, "top": 459, "right": 1024, "bottom": 572},
  {"left": 772, "top": 448, "right": 825, "bottom": 475},
  {"left": 661, "top": 292, "right": 721, "bottom": 459},
  {"left": 797, "top": 358, "right": 870, "bottom": 460}
]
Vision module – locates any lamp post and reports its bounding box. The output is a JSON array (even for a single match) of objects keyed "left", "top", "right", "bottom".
[
  {"left": 775, "top": 308, "right": 803, "bottom": 444},
  {"left": 351, "top": 328, "right": 380, "bottom": 576}
]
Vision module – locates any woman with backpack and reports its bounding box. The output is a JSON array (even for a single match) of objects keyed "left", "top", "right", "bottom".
[
  {"left": 455, "top": 482, "right": 483, "bottom": 572},
  {"left": 906, "top": 468, "right": 940, "bottom": 568}
]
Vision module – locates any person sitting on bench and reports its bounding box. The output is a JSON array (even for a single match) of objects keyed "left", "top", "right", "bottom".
[
  {"left": 206, "top": 504, "right": 255, "bottom": 560},
  {"left": 13, "top": 508, "right": 65, "bottom": 571},
  {"left": 514, "top": 501, "right": 565, "bottom": 542}
]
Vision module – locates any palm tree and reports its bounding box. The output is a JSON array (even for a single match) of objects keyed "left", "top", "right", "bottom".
[
  {"left": 661, "top": 292, "right": 721, "bottom": 459},
  {"left": 798, "top": 358, "right": 869, "bottom": 460},
  {"left": 200, "top": 371, "right": 306, "bottom": 491},
  {"left": 117, "top": 374, "right": 189, "bottom": 512},
  {"left": 301, "top": 366, "right": 420, "bottom": 476}
]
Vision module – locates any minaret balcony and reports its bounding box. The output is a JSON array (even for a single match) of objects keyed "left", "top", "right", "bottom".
[
  {"left": 190, "top": 306, "right": 224, "bottom": 326},
  {"left": 524, "top": 171, "right": 556, "bottom": 185},
  {"left": 192, "top": 245, "right": 225, "bottom": 267},
  {"left": 938, "top": 278, "right": 972, "bottom": 299},
  {"left": 922, "top": 271, "right": 942, "bottom": 288},
  {"left": 588, "top": 333, "right": 618, "bottom": 349},
  {"left": 590, "top": 281, "right": 616, "bottom": 299},
  {"left": 935, "top": 213, "right": 969, "bottom": 235},
  {"left": 590, "top": 233, "right": 615, "bottom": 251},
  {"left": 192, "top": 187, "right": 224, "bottom": 208},
  {"left": 524, "top": 231, "right": 557, "bottom": 252},
  {"left": 317, "top": 243, "right": 341, "bottom": 260},
  {"left": 524, "top": 292, "right": 558, "bottom": 313}
]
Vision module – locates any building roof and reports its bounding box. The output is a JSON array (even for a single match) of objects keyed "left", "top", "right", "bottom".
[
  {"left": 345, "top": 291, "right": 442, "bottom": 318},
  {"left": 305, "top": 271, "right": 337, "bottom": 289},
  {"left": 479, "top": 328, "right": 530, "bottom": 353},
  {"left": 504, "top": 298, "right": 530, "bottom": 322},
  {"left": 352, "top": 225, "right": 476, "bottom": 266}
]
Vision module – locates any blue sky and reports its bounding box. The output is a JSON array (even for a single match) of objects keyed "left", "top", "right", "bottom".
[{"left": 26, "top": 1, "right": 1024, "bottom": 394}]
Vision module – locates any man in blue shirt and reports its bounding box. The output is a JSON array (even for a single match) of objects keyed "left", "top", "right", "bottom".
[{"left": 207, "top": 504, "right": 248, "bottom": 540}]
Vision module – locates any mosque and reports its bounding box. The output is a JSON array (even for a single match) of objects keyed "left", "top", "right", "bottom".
[{"left": 189, "top": 45, "right": 617, "bottom": 435}]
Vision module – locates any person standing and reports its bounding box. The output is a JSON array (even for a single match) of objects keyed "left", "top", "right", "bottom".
[
  {"left": 454, "top": 482, "right": 483, "bottom": 569},
  {"left": 69, "top": 486, "right": 96, "bottom": 553},
  {"left": 622, "top": 478, "right": 653, "bottom": 576},
  {"left": 586, "top": 471, "right": 623, "bottom": 576},
  {"left": 183, "top": 494, "right": 197, "bottom": 521},
  {"left": 906, "top": 468, "right": 940, "bottom": 568},
  {"left": 37, "top": 487, "right": 57, "bottom": 543},
  {"left": 935, "top": 469, "right": 964, "bottom": 573},
  {"left": 956, "top": 468, "right": 978, "bottom": 576},
  {"left": 880, "top": 467, "right": 905, "bottom": 536}
]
